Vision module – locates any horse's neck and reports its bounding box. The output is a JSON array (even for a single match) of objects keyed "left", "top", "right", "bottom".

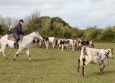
[
  {"left": 22, "top": 33, "right": 35, "bottom": 44},
  {"left": 28, "top": 32, "right": 35, "bottom": 38}
]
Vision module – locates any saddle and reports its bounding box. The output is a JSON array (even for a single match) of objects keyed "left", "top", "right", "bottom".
[{"left": 7, "top": 34, "right": 24, "bottom": 43}]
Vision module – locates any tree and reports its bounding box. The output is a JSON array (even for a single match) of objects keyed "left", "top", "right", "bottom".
[
  {"left": 99, "top": 28, "right": 115, "bottom": 42},
  {"left": 24, "top": 10, "right": 41, "bottom": 34},
  {"left": 0, "top": 25, "right": 3, "bottom": 34}
]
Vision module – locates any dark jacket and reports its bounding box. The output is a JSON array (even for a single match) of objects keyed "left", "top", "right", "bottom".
[{"left": 14, "top": 23, "right": 24, "bottom": 35}]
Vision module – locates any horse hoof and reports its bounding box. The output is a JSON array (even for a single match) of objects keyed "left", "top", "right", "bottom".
[
  {"left": 30, "top": 60, "right": 33, "bottom": 63},
  {"left": 5, "top": 57, "right": 8, "bottom": 62},
  {"left": 13, "top": 58, "right": 15, "bottom": 61},
  {"left": 6, "top": 59, "right": 8, "bottom": 62}
]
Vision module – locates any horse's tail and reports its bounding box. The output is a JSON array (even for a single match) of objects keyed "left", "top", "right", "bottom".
[
  {"left": 0, "top": 38, "right": 1, "bottom": 45},
  {"left": 0, "top": 36, "right": 3, "bottom": 47}
]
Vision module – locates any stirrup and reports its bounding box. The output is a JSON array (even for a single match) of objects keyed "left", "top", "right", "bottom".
[{"left": 14, "top": 43, "right": 18, "bottom": 49}]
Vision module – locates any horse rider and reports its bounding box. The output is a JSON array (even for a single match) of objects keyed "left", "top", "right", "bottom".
[{"left": 13, "top": 19, "right": 24, "bottom": 48}]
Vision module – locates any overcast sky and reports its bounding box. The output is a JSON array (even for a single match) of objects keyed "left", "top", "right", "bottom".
[{"left": 0, "top": 0, "right": 115, "bottom": 29}]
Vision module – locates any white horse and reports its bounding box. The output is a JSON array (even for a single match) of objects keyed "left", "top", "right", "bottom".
[{"left": 0, "top": 31, "right": 43, "bottom": 62}]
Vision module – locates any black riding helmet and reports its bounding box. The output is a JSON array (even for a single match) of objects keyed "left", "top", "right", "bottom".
[{"left": 19, "top": 19, "right": 24, "bottom": 23}]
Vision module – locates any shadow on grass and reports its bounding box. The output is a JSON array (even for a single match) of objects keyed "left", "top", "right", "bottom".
[
  {"left": 89, "top": 70, "right": 115, "bottom": 77},
  {"left": 33, "top": 57, "right": 57, "bottom": 62},
  {"left": 19, "top": 57, "right": 57, "bottom": 62},
  {"left": 77, "top": 70, "right": 115, "bottom": 78}
]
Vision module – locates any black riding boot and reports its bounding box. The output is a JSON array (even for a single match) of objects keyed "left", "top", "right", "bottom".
[{"left": 14, "top": 42, "right": 18, "bottom": 49}]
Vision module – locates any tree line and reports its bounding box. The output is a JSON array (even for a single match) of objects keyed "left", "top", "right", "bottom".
[{"left": 0, "top": 11, "right": 115, "bottom": 42}]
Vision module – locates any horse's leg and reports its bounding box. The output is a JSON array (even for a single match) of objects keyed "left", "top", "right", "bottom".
[
  {"left": 26, "top": 49, "right": 32, "bottom": 62},
  {"left": 13, "top": 48, "right": 22, "bottom": 61},
  {"left": 0, "top": 42, "right": 8, "bottom": 61}
]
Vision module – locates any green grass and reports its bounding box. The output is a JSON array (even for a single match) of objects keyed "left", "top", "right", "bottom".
[{"left": 0, "top": 43, "right": 115, "bottom": 83}]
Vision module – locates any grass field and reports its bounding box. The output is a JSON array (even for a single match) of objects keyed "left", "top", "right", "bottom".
[{"left": 0, "top": 43, "right": 115, "bottom": 83}]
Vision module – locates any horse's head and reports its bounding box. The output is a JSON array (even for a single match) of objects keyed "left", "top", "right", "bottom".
[{"left": 34, "top": 31, "right": 43, "bottom": 40}]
